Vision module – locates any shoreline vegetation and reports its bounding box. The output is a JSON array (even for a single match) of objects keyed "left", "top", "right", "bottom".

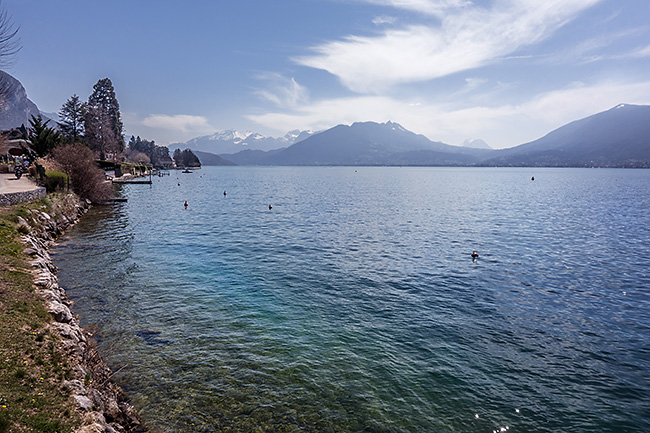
[{"left": 0, "top": 193, "right": 144, "bottom": 433}]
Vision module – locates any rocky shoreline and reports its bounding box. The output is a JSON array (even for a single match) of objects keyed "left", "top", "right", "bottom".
[{"left": 18, "top": 194, "right": 145, "bottom": 433}]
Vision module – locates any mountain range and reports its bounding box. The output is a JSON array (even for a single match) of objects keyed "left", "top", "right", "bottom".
[
  {"left": 169, "top": 129, "right": 315, "bottom": 154},
  {"left": 186, "top": 104, "right": 648, "bottom": 168},
  {"left": 0, "top": 71, "right": 647, "bottom": 167}
]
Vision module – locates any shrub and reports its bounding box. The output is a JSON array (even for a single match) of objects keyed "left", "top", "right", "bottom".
[
  {"left": 44, "top": 170, "right": 68, "bottom": 193},
  {"left": 51, "top": 143, "right": 113, "bottom": 203}
]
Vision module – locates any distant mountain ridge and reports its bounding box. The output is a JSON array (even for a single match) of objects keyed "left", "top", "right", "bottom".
[
  {"left": 193, "top": 150, "right": 236, "bottom": 166},
  {"left": 170, "top": 129, "right": 315, "bottom": 155},
  {"left": 483, "top": 104, "right": 650, "bottom": 167},
  {"left": 215, "top": 121, "right": 493, "bottom": 166},
  {"left": 197, "top": 105, "right": 650, "bottom": 167},
  {"left": 462, "top": 138, "right": 492, "bottom": 150},
  {"left": 1, "top": 72, "right": 647, "bottom": 167}
]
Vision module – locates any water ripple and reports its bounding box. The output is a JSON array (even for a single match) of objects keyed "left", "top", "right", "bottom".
[{"left": 54, "top": 167, "right": 650, "bottom": 433}]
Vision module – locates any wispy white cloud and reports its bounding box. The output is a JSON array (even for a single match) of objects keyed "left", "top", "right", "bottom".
[
  {"left": 295, "top": 0, "right": 602, "bottom": 93},
  {"left": 248, "top": 79, "right": 650, "bottom": 148},
  {"left": 372, "top": 15, "right": 397, "bottom": 26},
  {"left": 547, "top": 27, "right": 649, "bottom": 65},
  {"left": 141, "top": 114, "right": 212, "bottom": 133},
  {"left": 626, "top": 44, "right": 650, "bottom": 58},
  {"left": 361, "top": 0, "right": 472, "bottom": 17},
  {"left": 253, "top": 73, "right": 309, "bottom": 109}
]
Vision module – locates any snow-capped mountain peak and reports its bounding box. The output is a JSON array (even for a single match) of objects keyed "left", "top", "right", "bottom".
[{"left": 175, "top": 129, "right": 316, "bottom": 155}]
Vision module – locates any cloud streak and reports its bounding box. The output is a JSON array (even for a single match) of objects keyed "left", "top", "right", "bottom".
[
  {"left": 142, "top": 114, "right": 212, "bottom": 133},
  {"left": 362, "top": 0, "right": 472, "bottom": 17},
  {"left": 253, "top": 73, "right": 310, "bottom": 109},
  {"left": 295, "top": 0, "right": 602, "bottom": 92}
]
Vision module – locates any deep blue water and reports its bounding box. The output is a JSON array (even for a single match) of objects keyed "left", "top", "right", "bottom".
[{"left": 52, "top": 167, "right": 650, "bottom": 433}]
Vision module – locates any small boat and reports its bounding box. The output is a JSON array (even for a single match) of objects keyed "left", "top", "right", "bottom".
[{"left": 182, "top": 169, "right": 193, "bottom": 173}]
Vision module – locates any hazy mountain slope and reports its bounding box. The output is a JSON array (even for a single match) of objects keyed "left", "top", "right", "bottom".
[
  {"left": 0, "top": 71, "right": 42, "bottom": 129},
  {"left": 193, "top": 150, "right": 237, "bottom": 166},
  {"left": 265, "top": 121, "right": 486, "bottom": 165},
  {"left": 485, "top": 104, "right": 650, "bottom": 167}
]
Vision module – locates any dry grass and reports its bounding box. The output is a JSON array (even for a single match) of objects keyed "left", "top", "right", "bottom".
[{"left": 0, "top": 198, "right": 81, "bottom": 433}]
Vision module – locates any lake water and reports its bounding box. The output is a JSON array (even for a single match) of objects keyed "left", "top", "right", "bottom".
[{"left": 52, "top": 167, "right": 650, "bottom": 433}]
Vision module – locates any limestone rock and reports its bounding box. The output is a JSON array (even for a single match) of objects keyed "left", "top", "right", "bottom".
[
  {"left": 63, "top": 379, "right": 87, "bottom": 395},
  {"left": 48, "top": 300, "right": 73, "bottom": 323},
  {"left": 74, "top": 395, "right": 94, "bottom": 411}
]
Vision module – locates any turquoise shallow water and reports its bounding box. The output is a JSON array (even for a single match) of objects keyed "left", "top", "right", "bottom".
[{"left": 52, "top": 167, "right": 650, "bottom": 432}]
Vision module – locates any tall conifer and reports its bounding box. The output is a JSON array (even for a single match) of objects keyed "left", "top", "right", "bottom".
[
  {"left": 58, "top": 94, "right": 86, "bottom": 143},
  {"left": 85, "top": 78, "right": 124, "bottom": 159}
]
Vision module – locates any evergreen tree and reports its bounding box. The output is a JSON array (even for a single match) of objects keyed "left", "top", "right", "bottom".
[
  {"left": 173, "top": 148, "right": 201, "bottom": 168},
  {"left": 85, "top": 78, "right": 124, "bottom": 159},
  {"left": 173, "top": 148, "right": 182, "bottom": 166},
  {"left": 128, "top": 135, "right": 172, "bottom": 167},
  {"left": 58, "top": 94, "right": 86, "bottom": 143},
  {"left": 26, "top": 115, "right": 61, "bottom": 158}
]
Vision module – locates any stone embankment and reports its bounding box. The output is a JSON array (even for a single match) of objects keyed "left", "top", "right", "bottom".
[
  {"left": 18, "top": 194, "right": 144, "bottom": 433},
  {"left": 0, "top": 173, "right": 47, "bottom": 206},
  {"left": 0, "top": 186, "right": 46, "bottom": 206}
]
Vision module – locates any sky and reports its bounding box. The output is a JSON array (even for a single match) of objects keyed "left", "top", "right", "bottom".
[{"left": 2, "top": 0, "right": 650, "bottom": 149}]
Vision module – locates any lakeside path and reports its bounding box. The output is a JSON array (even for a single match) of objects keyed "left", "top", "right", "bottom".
[
  {"left": 0, "top": 173, "right": 47, "bottom": 206},
  {"left": 0, "top": 172, "right": 42, "bottom": 194}
]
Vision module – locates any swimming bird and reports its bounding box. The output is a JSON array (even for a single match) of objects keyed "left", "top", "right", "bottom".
[
  {"left": 268, "top": 204, "right": 272, "bottom": 210},
  {"left": 471, "top": 251, "right": 479, "bottom": 259}
]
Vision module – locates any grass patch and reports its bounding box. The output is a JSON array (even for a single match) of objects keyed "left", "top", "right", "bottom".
[{"left": 0, "top": 196, "right": 82, "bottom": 433}]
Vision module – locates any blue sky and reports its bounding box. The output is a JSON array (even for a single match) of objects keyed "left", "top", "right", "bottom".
[{"left": 3, "top": 0, "right": 650, "bottom": 149}]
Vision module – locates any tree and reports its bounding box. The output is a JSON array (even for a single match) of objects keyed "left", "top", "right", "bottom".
[
  {"left": 26, "top": 114, "right": 61, "bottom": 158},
  {"left": 173, "top": 148, "right": 201, "bottom": 168},
  {"left": 129, "top": 135, "right": 173, "bottom": 168},
  {"left": 0, "top": 2, "right": 20, "bottom": 108},
  {"left": 85, "top": 78, "right": 124, "bottom": 159},
  {"left": 58, "top": 94, "right": 87, "bottom": 143}
]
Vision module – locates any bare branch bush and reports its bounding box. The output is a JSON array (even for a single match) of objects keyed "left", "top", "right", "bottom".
[{"left": 51, "top": 143, "right": 114, "bottom": 203}]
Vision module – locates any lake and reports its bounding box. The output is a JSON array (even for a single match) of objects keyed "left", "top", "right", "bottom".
[{"left": 52, "top": 166, "right": 650, "bottom": 432}]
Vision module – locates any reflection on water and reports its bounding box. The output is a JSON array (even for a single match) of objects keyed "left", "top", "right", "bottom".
[{"left": 53, "top": 167, "right": 650, "bottom": 433}]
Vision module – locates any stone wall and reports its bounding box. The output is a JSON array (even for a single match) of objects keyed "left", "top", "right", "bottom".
[
  {"left": 19, "top": 194, "right": 145, "bottom": 433},
  {"left": 0, "top": 186, "right": 47, "bottom": 207}
]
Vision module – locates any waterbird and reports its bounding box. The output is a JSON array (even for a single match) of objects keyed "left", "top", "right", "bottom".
[
  {"left": 268, "top": 204, "right": 272, "bottom": 210},
  {"left": 471, "top": 251, "right": 479, "bottom": 259}
]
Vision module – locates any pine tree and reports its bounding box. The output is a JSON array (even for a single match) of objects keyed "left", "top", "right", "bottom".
[
  {"left": 27, "top": 115, "right": 61, "bottom": 158},
  {"left": 85, "top": 78, "right": 124, "bottom": 159},
  {"left": 173, "top": 148, "right": 201, "bottom": 168},
  {"left": 58, "top": 94, "right": 86, "bottom": 143}
]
